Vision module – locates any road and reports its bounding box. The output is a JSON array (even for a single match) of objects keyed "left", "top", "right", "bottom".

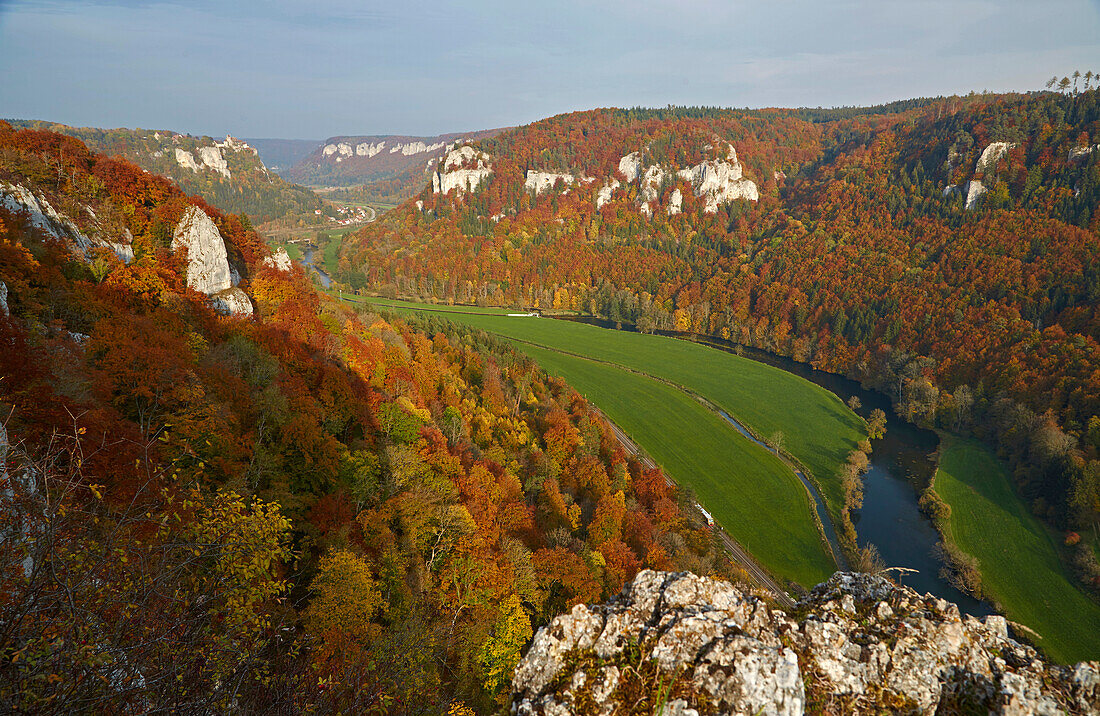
[{"left": 593, "top": 407, "right": 797, "bottom": 610}]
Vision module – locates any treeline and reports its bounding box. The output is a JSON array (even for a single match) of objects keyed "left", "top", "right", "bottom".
[
  {"left": 341, "top": 88, "right": 1100, "bottom": 596},
  {"left": 0, "top": 123, "right": 736, "bottom": 712}
]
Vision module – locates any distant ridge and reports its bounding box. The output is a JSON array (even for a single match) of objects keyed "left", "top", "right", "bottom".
[
  {"left": 8, "top": 119, "right": 322, "bottom": 222},
  {"left": 284, "top": 127, "right": 507, "bottom": 203}
]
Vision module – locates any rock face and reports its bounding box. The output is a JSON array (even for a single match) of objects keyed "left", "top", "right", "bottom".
[
  {"left": 668, "top": 188, "right": 683, "bottom": 215},
  {"left": 175, "top": 148, "right": 201, "bottom": 172},
  {"left": 1070, "top": 144, "right": 1100, "bottom": 161},
  {"left": 955, "top": 142, "right": 1015, "bottom": 210},
  {"left": 525, "top": 171, "right": 577, "bottom": 195},
  {"left": 677, "top": 147, "right": 760, "bottom": 211},
  {"left": 1, "top": 181, "right": 133, "bottom": 262},
  {"left": 432, "top": 146, "right": 493, "bottom": 195},
  {"left": 197, "top": 146, "right": 231, "bottom": 178},
  {"left": 596, "top": 179, "right": 620, "bottom": 209},
  {"left": 511, "top": 570, "right": 1100, "bottom": 715},
  {"left": 261, "top": 246, "right": 293, "bottom": 271},
  {"left": 171, "top": 206, "right": 252, "bottom": 316},
  {"left": 965, "top": 179, "right": 987, "bottom": 210},
  {"left": 607, "top": 144, "right": 759, "bottom": 217},
  {"left": 976, "top": 142, "right": 1016, "bottom": 174},
  {"left": 618, "top": 152, "right": 643, "bottom": 183},
  {"left": 0, "top": 279, "right": 7, "bottom": 316}
]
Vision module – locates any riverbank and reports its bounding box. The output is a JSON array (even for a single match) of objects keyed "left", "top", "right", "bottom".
[{"left": 933, "top": 435, "right": 1100, "bottom": 662}]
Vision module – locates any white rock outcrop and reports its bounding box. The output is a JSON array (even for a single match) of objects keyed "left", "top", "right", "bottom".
[
  {"left": 667, "top": 188, "right": 683, "bottom": 215},
  {"left": 1, "top": 182, "right": 133, "bottom": 263},
  {"left": 197, "top": 146, "right": 230, "bottom": 178},
  {"left": 356, "top": 141, "right": 386, "bottom": 157},
  {"left": 210, "top": 288, "right": 253, "bottom": 316},
  {"left": 0, "top": 279, "right": 7, "bottom": 316},
  {"left": 1070, "top": 144, "right": 1100, "bottom": 161},
  {"left": 390, "top": 140, "right": 445, "bottom": 156},
  {"left": 525, "top": 171, "right": 576, "bottom": 195},
  {"left": 171, "top": 206, "right": 252, "bottom": 316},
  {"left": 432, "top": 146, "right": 493, "bottom": 195},
  {"left": 261, "top": 247, "right": 293, "bottom": 272},
  {"left": 965, "top": 180, "right": 987, "bottom": 210},
  {"left": 677, "top": 147, "right": 760, "bottom": 211},
  {"left": 596, "top": 179, "right": 620, "bottom": 209},
  {"left": 172, "top": 206, "right": 234, "bottom": 295},
  {"left": 976, "top": 141, "right": 1016, "bottom": 174},
  {"left": 639, "top": 164, "right": 667, "bottom": 204},
  {"left": 175, "top": 148, "right": 201, "bottom": 172},
  {"left": 512, "top": 570, "right": 1100, "bottom": 716},
  {"left": 618, "top": 152, "right": 642, "bottom": 183},
  {"left": 614, "top": 144, "right": 759, "bottom": 217},
  {"left": 945, "top": 142, "right": 1016, "bottom": 211}
]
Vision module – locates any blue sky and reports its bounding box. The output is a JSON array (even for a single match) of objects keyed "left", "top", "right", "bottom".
[{"left": 1, "top": 0, "right": 1098, "bottom": 139}]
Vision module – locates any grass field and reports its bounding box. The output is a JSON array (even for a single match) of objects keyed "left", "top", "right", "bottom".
[
  {"left": 516, "top": 343, "right": 835, "bottom": 587},
  {"left": 934, "top": 436, "right": 1100, "bottom": 662},
  {"left": 321, "top": 236, "right": 341, "bottom": 274},
  {"left": 360, "top": 297, "right": 866, "bottom": 525}
]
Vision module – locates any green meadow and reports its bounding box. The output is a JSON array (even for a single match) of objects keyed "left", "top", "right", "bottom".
[
  {"left": 360, "top": 297, "right": 866, "bottom": 526},
  {"left": 515, "top": 343, "right": 835, "bottom": 587},
  {"left": 934, "top": 436, "right": 1100, "bottom": 662}
]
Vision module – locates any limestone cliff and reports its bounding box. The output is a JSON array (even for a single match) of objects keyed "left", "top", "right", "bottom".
[
  {"left": 607, "top": 144, "right": 759, "bottom": 217},
  {"left": 1, "top": 181, "right": 133, "bottom": 262},
  {"left": 432, "top": 146, "right": 493, "bottom": 195},
  {"left": 171, "top": 206, "right": 253, "bottom": 317},
  {"left": 526, "top": 171, "right": 582, "bottom": 195},
  {"left": 6, "top": 121, "right": 320, "bottom": 221},
  {"left": 511, "top": 570, "right": 1100, "bottom": 715}
]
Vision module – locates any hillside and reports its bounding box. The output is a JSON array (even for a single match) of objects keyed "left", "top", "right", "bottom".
[
  {"left": 339, "top": 89, "right": 1100, "bottom": 597},
  {"left": 8, "top": 120, "right": 322, "bottom": 222},
  {"left": 0, "top": 122, "right": 735, "bottom": 712},
  {"left": 284, "top": 128, "right": 507, "bottom": 202}
]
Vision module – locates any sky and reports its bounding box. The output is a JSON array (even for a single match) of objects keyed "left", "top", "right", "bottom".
[{"left": 1, "top": 0, "right": 1099, "bottom": 140}]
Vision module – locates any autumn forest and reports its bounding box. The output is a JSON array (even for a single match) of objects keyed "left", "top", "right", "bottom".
[{"left": 3, "top": 77, "right": 1100, "bottom": 713}]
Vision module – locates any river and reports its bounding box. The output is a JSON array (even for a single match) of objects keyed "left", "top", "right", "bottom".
[
  {"left": 554, "top": 316, "right": 991, "bottom": 616},
  {"left": 300, "top": 247, "right": 332, "bottom": 288}
]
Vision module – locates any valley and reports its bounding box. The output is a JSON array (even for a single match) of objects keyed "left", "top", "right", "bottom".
[
  {"left": 348, "top": 294, "right": 1100, "bottom": 661},
  {"left": 4, "top": 28, "right": 1100, "bottom": 707}
]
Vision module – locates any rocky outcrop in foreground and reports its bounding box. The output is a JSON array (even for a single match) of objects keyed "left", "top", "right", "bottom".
[{"left": 512, "top": 570, "right": 1100, "bottom": 715}]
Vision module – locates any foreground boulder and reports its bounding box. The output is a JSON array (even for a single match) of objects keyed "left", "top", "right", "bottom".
[{"left": 511, "top": 570, "right": 1100, "bottom": 715}]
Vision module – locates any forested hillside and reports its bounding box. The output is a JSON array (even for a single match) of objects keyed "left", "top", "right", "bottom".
[
  {"left": 0, "top": 123, "right": 731, "bottom": 712},
  {"left": 9, "top": 120, "right": 322, "bottom": 222},
  {"left": 341, "top": 88, "right": 1100, "bottom": 593}
]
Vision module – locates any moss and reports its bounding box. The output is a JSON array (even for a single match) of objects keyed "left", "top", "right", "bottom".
[{"left": 544, "top": 640, "right": 716, "bottom": 715}]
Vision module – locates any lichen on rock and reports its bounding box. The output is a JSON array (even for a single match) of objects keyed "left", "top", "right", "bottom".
[{"left": 511, "top": 570, "right": 1100, "bottom": 715}]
